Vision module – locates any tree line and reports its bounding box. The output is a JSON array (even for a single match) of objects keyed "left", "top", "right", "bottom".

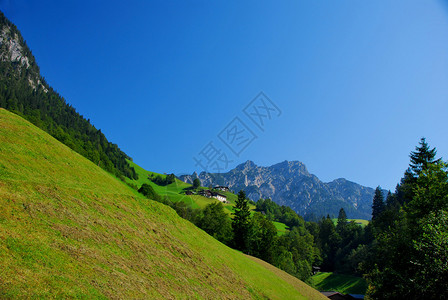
[
  {"left": 148, "top": 173, "right": 176, "bottom": 186},
  {"left": 308, "top": 138, "right": 448, "bottom": 299},
  {"left": 359, "top": 138, "right": 448, "bottom": 299}
]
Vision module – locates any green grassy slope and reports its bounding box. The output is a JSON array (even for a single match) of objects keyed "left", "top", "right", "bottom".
[
  {"left": 311, "top": 272, "right": 367, "bottom": 295},
  {"left": 127, "top": 159, "right": 223, "bottom": 209},
  {"left": 0, "top": 109, "right": 325, "bottom": 299},
  {"left": 273, "top": 221, "right": 290, "bottom": 236},
  {"left": 127, "top": 160, "right": 259, "bottom": 214}
]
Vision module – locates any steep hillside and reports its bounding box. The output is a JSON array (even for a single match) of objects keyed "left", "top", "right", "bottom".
[
  {"left": 0, "top": 109, "right": 325, "bottom": 299},
  {"left": 0, "top": 11, "right": 136, "bottom": 180},
  {"left": 180, "top": 160, "right": 378, "bottom": 219}
]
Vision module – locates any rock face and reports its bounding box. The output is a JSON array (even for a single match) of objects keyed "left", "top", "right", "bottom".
[
  {"left": 180, "top": 160, "right": 376, "bottom": 220},
  {"left": 0, "top": 27, "right": 30, "bottom": 67},
  {"left": 0, "top": 15, "right": 46, "bottom": 91}
]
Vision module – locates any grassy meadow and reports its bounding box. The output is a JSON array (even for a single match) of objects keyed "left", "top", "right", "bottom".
[
  {"left": 273, "top": 221, "right": 290, "bottom": 236},
  {"left": 126, "top": 160, "right": 266, "bottom": 219},
  {"left": 332, "top": 218, "right": 369, "bottom": 227},
  {"left": 311, "top": 272, "right": 367, "bottom": 295},
  {"left": 0, "top": 108, "right": 325, "bottom": 299}
]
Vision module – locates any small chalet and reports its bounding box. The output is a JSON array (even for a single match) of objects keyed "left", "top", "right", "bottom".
[
  {"left": 212, "top": 192, "right": 227, "bottom": 203},
  {"left": 198, "top": 190, "right": 228, "bottom": 203},
  {"left": 198, "top": 190, "right": 213, "bottom": 198},
  {"left": 213, "top": 185, "right": 229, "bottom": 192}
]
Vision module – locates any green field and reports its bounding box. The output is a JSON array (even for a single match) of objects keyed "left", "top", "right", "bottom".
[
  {"left": 0, "top": 109, "right": 326, "bottom": 299},
  {"left": 274, "top": 221, "right": 290, "bottom": 235},
  {"left": 125, "top": 160, "right": 200, "bottom": 205},
  {"left": 332, "top": 218, "right": 369, "bottom": 227},
  {"left": 311, "top": 272, "right": 367, "bottom": 295}
]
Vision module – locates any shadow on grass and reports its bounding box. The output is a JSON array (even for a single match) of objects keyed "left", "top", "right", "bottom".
[{"left": 313, "top": 272, "right": 367, "bottom": 295}]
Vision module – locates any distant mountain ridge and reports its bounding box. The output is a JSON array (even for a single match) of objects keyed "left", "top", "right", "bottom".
[{"left": 180, "top": 160, "right": 376, "bottom": 219}]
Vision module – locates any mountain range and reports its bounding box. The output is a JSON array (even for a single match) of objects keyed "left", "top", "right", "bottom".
[{"left": 180, "top": 160, "right": 377, "bottom": 219}]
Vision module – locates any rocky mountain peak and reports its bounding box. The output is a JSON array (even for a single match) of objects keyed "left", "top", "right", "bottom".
[
  {"left": 0, "top": 27, "right": 29, "bottom": 68},
  {"left": 179, "top": 159, "right": 376, "bottom": 219},
  {"left": 270, "top": 160, "right": 309, "bottom": 176},
  {"left": 235, "top": 160, "right": 256, "bottom": 172},
  {"left": 0, "top": 13, "right": 47, "bottom": 92}
]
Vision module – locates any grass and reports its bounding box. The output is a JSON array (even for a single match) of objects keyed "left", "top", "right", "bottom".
[
  {"left": 126, "top": 159, "right": 217, "bottom": 208},
  {"left": 332, "top": 218, "right": 369, "bottom": 227},
  {"left": 273, "top": 221, "right": 290, "bottom": 236},
  {"left": 0, "top": 108, "right": 326, "bottom": 299},
  {"left": 311, "top": 272, "right": 367, "bottom": 295}
]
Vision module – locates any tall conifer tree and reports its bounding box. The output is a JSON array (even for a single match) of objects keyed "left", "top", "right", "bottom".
[
  {"left": 409, "top": 137, "right": 438, "bottom": 175},
  {"left": 372, "top": 186, "right": 385, "bottom": 221},
  {"left": 232, "top": 190, "right": 251, "bottom": 252}
]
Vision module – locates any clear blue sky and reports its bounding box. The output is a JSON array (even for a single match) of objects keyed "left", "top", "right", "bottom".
[{"left": 2, "top": 0, "right": 448, "bottom": 191}]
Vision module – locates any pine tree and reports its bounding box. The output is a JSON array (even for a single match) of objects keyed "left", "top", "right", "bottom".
[
  {"left": 385, "top": 191, "right": 395, "bottom": 208},
  {"left": 318, "top": 215, "right": 340, "bottom": 271},
  {"left": 232, "top": 190, "right": 251, "bottom": 252},
  {"left": 336, "top": 207, "right": 348, "bottom": 244},
  {"left": 396, "top": 138, "right": 440, "bottom": 206},
  {"left": 372, "top": 186, "right": 385, "bottom": 221},
  {"left": 336, "top": 208, "right": 347, "bottom": 232},
  {"left": 407, "top": 161, "right": 448, "bottom": 221},
  {"left": 409, "top": 137, "right": 438, "bottom": 175},
  {"left": 337, "top": 208, "right": 347, "bottom": 224}
]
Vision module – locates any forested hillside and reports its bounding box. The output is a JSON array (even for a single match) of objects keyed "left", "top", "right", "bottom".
[{"left": 0, "top": 11, "right": 137, "bottom": 180}]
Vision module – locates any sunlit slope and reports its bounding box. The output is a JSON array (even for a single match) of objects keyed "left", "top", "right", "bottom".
[
  {"left": 0, "top": 109, "right": 325, "bottom": 299},
  {"left": 125, "top": 160, "right": 256, "bottom": 214}
]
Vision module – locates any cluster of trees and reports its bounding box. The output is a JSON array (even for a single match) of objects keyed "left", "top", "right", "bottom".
[
  {"left": 256, "top": 198, "right": 311, "bottom": 228},
  {"left": 359, "top": 138, "right": 448, "bottom": 299},
  {"left": 256, "top": 197, "right": 374, "bottom": 277},
  {"left": 148, "top": 173, "right": 176, "bottom": 186},
  {"left": 311, "top": 210, "right": 372, "bottom": 275},
  {"left": 311, "top": 138, "right": 448, "bottom": 299},
  {"left": 138, "top": 184, "right": 162, "bottom": 202},
  {"left": 0, "top": 11, "right": 137, "bottom": 180},
  {"left": 196, "top": 190, "right": 320, "bottom": 281}
]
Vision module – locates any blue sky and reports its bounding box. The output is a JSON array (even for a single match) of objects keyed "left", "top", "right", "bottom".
[{"left": 2, "top": 0, "right": 448, "bottom": 191}]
